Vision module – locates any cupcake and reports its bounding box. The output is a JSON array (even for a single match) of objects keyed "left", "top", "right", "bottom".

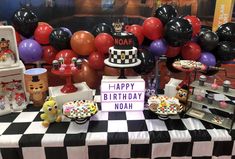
[
  {"left": 76, "top": 59, "right": 82, "bottom": 69},
  {"left": 52, "top": 60, "right": 59, "bottom": 70},
  {"left": 219, "top": 101, "right": 228, "bottom": 109},
  {"left": 199, "top": 75, "right": 207, "bottom": 86},
  {"left": 223, "top": 80, "right": 231, "bottom": 92},
  {"left": 196, "top": 95, "right": 203, "bottom": 101},
  {"left": 207, "top": 93, "right": 214, "bottom": 104}
]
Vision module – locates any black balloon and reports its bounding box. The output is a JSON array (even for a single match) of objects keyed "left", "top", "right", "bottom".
[
  {"left": 200, "top": 62, "right": 221, "bottom": 76},
  {"left": 166, "top": 56, "right": 183, "bottom": 73},
  {"left": 142, "top": 37, "right": 153, "bottom": 47},
  {"left": 154, "top": 4, "right": 177, "bottom": 25},
  {"left": 133, "top": 49, "right": 155, "bottom": 75},
  {"left": 199, "top": 25, "right": 212, "bottom": 36},
  {"left": 49, "top": 28, "right": 71, "bottom": 51},
  {"left": 198, "top": 31, "right": 219, "bottom": 51},
  {"left": 12, "top": 8, "right": 38, "bottom": 38},
  {"left": 164, "top": 18, "right": 193, "bottom": 47},
  {"left": 214, "top": 41, "right": 235, "bottom": 61},
  {"left": 91, "top": 23, "right": 114, "bottom": 37},
  {"left": 216, "top": 22, "right": 235, "bottom": 42}
]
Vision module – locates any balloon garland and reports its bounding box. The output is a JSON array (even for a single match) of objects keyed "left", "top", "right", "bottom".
[{"left": 13, "top": 5, "right": 235, "bottom": 84}]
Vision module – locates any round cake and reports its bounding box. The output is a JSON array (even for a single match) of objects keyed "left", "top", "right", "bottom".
[{"left": 105, "top": 32, "right": 140, "bottom": 66}]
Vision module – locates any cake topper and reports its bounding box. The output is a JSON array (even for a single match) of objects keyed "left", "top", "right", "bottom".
[{"left": 112, "top": 19, "right": 124, "bottom": 33}]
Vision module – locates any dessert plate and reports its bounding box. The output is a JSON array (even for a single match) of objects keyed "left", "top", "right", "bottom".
[{"left": 63, "top": 100, "right": 98, "bottom": 124}]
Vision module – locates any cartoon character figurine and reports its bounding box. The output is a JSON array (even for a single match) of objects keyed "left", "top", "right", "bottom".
[
  {"left": 112, "top": 20, "right": 124, "bottom": 33},
  {"left": 40, "top": 97, "right": 62, "bottom": 127},
  {"left": 0, "top": 38, "right": 16, "bottom": 67},
  {"left": 145, "top": 77, "right": 157, "bottom": 107},
  {"left": 145, "top": 77, "right": 157, "bottom": 98},
  {"left": 175, "top": 85, "right": 189, "bottom": 111}
]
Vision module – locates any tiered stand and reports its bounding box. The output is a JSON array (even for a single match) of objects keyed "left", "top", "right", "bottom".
[
  {"left": 48, "top": 59, "right": 93, "bottom": 106},
  {"left": 186, "top": 80, "right": 235, "bottom": 131}
]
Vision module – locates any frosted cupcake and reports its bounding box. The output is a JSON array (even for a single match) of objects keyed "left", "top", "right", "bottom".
[
  {"left": 223, "top": 80, "right": 231, "bottom": 92},
  {"left": 199, "top": 75, "right": 207, "bottom": 86}
]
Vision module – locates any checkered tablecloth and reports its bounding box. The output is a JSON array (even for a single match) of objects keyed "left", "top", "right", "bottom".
[{"left": 1, "top": 92, "right": 235, "bottom": 159}]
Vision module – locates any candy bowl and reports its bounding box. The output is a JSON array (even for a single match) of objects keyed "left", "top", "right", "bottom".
[
  {"left": 63, "top": 100, "right": 98, "bottom": 124},
  {"left": 148, "top": 95, "right": 183, "bottom": 120}
]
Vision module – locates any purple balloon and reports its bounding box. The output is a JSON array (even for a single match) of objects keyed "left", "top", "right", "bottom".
[
  {"left": 18, "top": 39, "right": 42, "bottom": 63},
  {"left": 199, "top": 52, "right": 216, "bottom": 66},
  {"left": 60, "top": 27, "right": 72, "bottom": 37},
  {"left": 149, "top": 39, "right": 167, "bottom": 56}
]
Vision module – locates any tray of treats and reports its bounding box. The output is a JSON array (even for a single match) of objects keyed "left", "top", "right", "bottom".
[
  {"left": 148, "top": 95, "right": 183, "bottom": 117},
  {"left": 173, "top": 60, "right": 206, "bottom": 72},
  {"left": 63, "top": 100, "right": 98, "bottom": 124}
]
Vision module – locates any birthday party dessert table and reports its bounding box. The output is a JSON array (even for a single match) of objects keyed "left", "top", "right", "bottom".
[{"left": 0, "top": 91, "right": 235, "bottom": 159}]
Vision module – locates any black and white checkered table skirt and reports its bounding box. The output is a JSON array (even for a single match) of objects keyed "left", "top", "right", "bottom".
[{"left": 0, "top": 92, "right": 235, "bottom": 159}]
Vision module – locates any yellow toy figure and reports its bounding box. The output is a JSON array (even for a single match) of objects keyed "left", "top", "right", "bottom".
[{"left": 40, "top": 97, "right": 62, "bottom": 127}]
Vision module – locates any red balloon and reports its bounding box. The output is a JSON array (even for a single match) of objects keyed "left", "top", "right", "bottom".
[
  {"left": 184, "top": 16, "right": 201, "bottom": 37},
  {"left": 125, "top": 24, "right": 144, "bottom": 45},
  {"left": 42, "top": 46, "right": 57, "bottom": 64},
  {"left": 88, "top": 51, "right": 105, "bottom": 70},
  {"left": 165, "top": 46, "right": 181, "bottom": 58},
  {"left": 94, "top": 33, "right": 114, "bottom": 54},
  {"left": 181, "top": 42, "right": 201, "bottom": 60},
  {"left": 55, "top": 49, "right": 77, "bottom": 64},
  {"left": 104, "top": 66, "right": 120, "bottom": 76},
  {"left": 34, "top": 23, "right": 53, "bottom": 45},
  {"left": 142, "top": 17, "right": 163, "bottom": 40},
  {"left": 15, "top": 31, "right": 22, "bottom": 45},
  {"left": 73, "top": 60, "right": 102, "bottom": 89}
]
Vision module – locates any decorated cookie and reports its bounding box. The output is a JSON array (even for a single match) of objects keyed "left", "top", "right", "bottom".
[
  {"left": 147, "top": 95, "right": 182, "bottom": 115},
  {"left": 63, "top": 100, "right": 98, "bottom": 119}
]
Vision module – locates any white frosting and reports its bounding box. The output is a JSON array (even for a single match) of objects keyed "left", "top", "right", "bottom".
[{"left": 223, "top": 80, "right": 231, "bottom": 85}]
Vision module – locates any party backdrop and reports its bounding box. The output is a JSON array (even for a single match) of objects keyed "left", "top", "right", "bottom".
[
  {"left": 1, "top": 0, "right": 235, "bottom": 88},
  {"left": 1, "top": 0, "right": 234, "bottom": 30}
]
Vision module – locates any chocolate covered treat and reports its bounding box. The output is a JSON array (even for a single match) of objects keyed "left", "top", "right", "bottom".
[
  {"left": 207, "top": 93, "right": 214, "bottom": 104},
  {"left": 52, "top": 60, "right": 59, "bottom": 70},
  {"left": 71, "top": 57, "right": 77, "bottom": 64},
  {"left": 58, "top": 57, "right": 64, "bottom": 64},
  {"left": 199, "top": 75, "right": 207, "bottom": 86},
  {"left": 76, "top": 59, "right": 82, "bottom": 69},
  {"left": 223, "top": 80, "right": 231, "bottom": 92}
]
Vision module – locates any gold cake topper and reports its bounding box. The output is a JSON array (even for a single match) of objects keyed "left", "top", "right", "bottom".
[{"left": 112, "top": 19, "right": 124, "bottom": 33}]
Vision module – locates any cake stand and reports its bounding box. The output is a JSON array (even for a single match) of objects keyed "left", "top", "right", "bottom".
[
  {"left": 148, "top": 95, "right": 183, "bottom": 120},
  {"left": 63, "top": 100, "right": 98, "bottom": 124},
  {"left": 51, "top": 65, "right": 79, "bottom": 93},
  {"left": 49, "top": 58, "right": 93, "bottom": 106},
  {"left": 172, "top": 60, "right": 207, "bottom": 87},
  {"left": 104, "top": 59, "right": 141, "bottom": 79}
]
